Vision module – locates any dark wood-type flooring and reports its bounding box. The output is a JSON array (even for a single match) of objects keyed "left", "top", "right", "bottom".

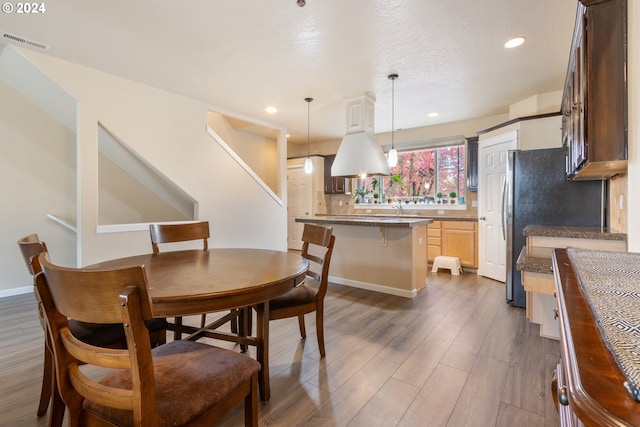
[{"left": 0, "top": 272, "right": 560, "bottom": 426}]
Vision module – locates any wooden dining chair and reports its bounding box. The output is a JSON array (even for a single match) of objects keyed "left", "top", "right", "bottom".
[
  {"left": 18, "top": 233, "right": 167, "bottom": 427},
  {"left": 150, "top": 222, "right": 222, "bottom": 338},
  {"left": 35, "top": 253, "right": 260, "bottom": 427},
  {"left": 149, "top": 222, "right": 210, "bottom": 255},
  {"left": 249, "top": 224, "right": 334, "bottom": 357},
  {"left": 17, "top": 234, "right": 61, "bottom": 425}
]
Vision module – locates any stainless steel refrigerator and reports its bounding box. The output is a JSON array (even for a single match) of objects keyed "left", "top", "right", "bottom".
[{"left": 505, "top": 147, "right": 604, "bottom": 307}]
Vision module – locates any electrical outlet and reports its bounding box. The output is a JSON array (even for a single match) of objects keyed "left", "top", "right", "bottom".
[
  {"left": 472, "top": 200, "right": 478, "bottom": 207},
  {"left": 438, "top": 210, "right": 444, "bottom": 215}
]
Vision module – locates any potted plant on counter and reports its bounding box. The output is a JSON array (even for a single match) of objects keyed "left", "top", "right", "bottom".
[
  {"left": 353, "top": 186, "right": 367, "bottom": 204},
  {"left": 436, "top": 192, "right": 443, "bottom": 204},
  {"left": 449, "top": 191, "right": 457, "bottom": 204}
]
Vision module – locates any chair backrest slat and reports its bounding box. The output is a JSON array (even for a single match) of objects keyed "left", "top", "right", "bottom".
[
  {"left": 300, "top": 224, "right": 335, "bottom": 298},
  {"left": 149, "top": 222, "right": 210, "bottom": 255},
  {"left": 17, "top": 233, "right": 48, "bottom": 276}
]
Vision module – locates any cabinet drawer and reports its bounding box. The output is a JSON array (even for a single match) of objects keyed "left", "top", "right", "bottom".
[
  {"left": 428, "top": 245, "right": 441, "bottom": 262},
  {"left": 428, "top": 228, "right": 441, "bottom": 238},
  {"left": 442, "top": 221, "right": 476, "bottom": 231},
  {"left": 428, "top": 221, "right": 441, "bottom": 229},
  {"left": 427, "top": 237, "right": 441, "bottom": 246}
]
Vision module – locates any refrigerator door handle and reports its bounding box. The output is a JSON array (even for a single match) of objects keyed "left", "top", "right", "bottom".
[{"left": 501, "top": 176, "right": 507, "bottom": 241}]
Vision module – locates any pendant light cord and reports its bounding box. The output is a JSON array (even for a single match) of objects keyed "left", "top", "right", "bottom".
[
  {"left": 388, "top": 74, "right": 398, "bottom": 150},
  {"left": 391, "top": 77, "right": 395, "bottom": 150}
]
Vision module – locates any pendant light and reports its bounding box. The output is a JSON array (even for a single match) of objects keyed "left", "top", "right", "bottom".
[
  {"left": 304, "top": 97, "right": 313, "bottom": 174},
  {"left": 387, "top": 73, "right": 398, "bottom": 168}
]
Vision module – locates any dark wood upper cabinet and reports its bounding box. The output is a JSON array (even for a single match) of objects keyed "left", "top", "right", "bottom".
[
  {"left": 324, "top": 155, "right": 349, "bottom": 194},
  {"left": 563, "top": 0, "right": 627, "bottom": 180},
  {"left": 466, "top": 137, "right": 478, "bottom": 192}
]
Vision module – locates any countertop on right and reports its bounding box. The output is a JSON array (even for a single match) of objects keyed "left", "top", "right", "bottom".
[{"left": 523, "top": 224, "right": 626, "bottom": 241}]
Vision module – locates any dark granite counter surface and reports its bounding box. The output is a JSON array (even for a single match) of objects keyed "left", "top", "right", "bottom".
[
  {"left": 516, "top": 246, "right": 553, "bottom": 274},
  {"left": 523, "top": 225, "right": 626, "bottom": 241},
  {"left": 296, "top": 215, "right": 432, "bottom": 228}
]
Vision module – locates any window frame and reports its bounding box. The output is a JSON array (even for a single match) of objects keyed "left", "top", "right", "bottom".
[{"left": 352, "top": 138, "right": 467, "bottom": 210}]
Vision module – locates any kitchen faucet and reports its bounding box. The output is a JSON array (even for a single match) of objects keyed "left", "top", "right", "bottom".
[{"left": 393, "top": 202, "right": 403, "bottom": 215}]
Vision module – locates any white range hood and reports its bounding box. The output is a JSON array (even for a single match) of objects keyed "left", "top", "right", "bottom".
[{"left": 331, "top": 94, "right": 391, "bottom": 178}]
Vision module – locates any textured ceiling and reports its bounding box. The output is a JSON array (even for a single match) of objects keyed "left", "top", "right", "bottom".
[{"left": 0, "top": 0, "right": 577, "bottom": 143}]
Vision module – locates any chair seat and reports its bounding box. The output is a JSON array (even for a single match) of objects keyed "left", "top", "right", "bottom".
[
  {"left": 69, "top": 318, "right": 168, "bottom": 347},
  {"left": 269, "top": 281, "right": 318, "bottom": 311},
  {"left": 83, "top": 340, "right": 260, "bottom": 427}
]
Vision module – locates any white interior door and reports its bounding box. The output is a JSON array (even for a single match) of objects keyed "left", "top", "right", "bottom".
[
  {"left": 287, "top": 164, "right": 312, "bottom": 250},
  {"left": 478, "top": 132, "right": 517, "bottom": 282}
]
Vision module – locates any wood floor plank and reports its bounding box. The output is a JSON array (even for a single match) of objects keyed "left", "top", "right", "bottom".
[
  {"left": 346, "top": 378, "right": 419, "bottom": 427},
  {"left": 301, "top": 356, "right": 400, "bottom": 427},
  {"left": 398, "top": 363, "right": 468, "bottom": 427},
  {"left": 501, "top": 315, "right": 548, "bottom": 417},
  {"left": 495, "top": 402, "right": 545, "bottom": 427},
  {"left": 446, "top": 355, "right": 509, "bottom": 427}
]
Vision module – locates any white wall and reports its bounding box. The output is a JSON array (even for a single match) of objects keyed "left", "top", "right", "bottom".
[
  {"left": 0, "top": 77, "right": 77, "bottom": 293},
  {"left": 287, "top": 112, "right": 510, "bottom": 158},
  {"left": 0, "top": 45, "right": 288, "bottom": 293},
  {"left": 207, "top": 111, "right": 279, "bottom": 194}
]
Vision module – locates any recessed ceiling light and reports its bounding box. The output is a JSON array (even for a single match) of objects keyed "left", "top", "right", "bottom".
[
  {"left": 265, "top": 106, "right": 278, "bottom": 114},
  {"left": 504, "top": 37, "right": 525, "bottom": 49},
  {"left": 428, "top": 112, "right": 439, "bottom": 118}
]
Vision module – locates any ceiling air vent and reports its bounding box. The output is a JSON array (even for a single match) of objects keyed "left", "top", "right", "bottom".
[{"left": 2, "top": 32, "right": 50, "bottom": 51}]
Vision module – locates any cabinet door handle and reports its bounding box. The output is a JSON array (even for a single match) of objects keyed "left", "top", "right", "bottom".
[
  {"left": 558, "top": 386, "right": 569, "bottom": 406},
  {"left": 479, "top": 216, "right": 486, "bottom": 221},
  {"left": 500, "top": 177, "right": 507, "bottom": 241}
]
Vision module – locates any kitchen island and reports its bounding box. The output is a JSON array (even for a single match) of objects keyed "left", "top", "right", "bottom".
[{"left": 296, "top": 215, "right": 432, "bottom": 298}]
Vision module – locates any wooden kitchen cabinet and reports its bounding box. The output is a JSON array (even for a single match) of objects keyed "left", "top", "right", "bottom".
[
  {"left": 466, "top": 136, "right": 478, "bottom": 191},
  {"left": 324, "top": 154, "right": 350, "bottom": 194},
  {"left": 427, "top": 221, "right": 442, "bottom": 263},
  {"left": 563, "top": 0, "right": 627, "bottom": 180},
  {"left": 428, "top": 220, "right": 478, "bottom": 268}
]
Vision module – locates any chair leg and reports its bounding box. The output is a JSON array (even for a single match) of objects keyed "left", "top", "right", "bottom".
[
  {"left": 238, "top": 307, "right": 249, "bottom": 352},
  {"left": 49, "top": 382, "right": 65, "bottom": 427},
  {"left": 229, "top": 308, "right": 238, "bottom": 334},
  {"left": 316, "top": 306, "right": 325, "bottom": 357},
  {"left": 245, "top": 307, "right": 253, "bottom": 337},
  {"left": 298, "top": 315, "right": 307, "bottom": 339},
  {"left": 37, "top": 343, "right": 53, "bottom": 416},
  {"left": 244, "top": 373, "right": 258, "bottom": 427},
  {"left": 200, "top": 314, "right": 207, "bottom": 328},
  {"left": 173, "top": 316, "right": 183, "bottom": 341}
]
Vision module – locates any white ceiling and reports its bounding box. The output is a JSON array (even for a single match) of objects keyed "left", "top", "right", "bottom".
[{"left": 0, "top": 0, "right": 577, "bottom": 144}]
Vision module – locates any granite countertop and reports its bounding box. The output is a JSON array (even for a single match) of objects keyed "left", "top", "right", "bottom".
[
  {"left": 319, "top": 213, "right": 477, "bottom": 222},
  {"left": 516, "top": 246, "right": 553, "bottom": 274},
  {"left": 296, "top": 215, "right": 432, "bottom": 228},
  {"left": 523, "top": 225, "right": 626, "bottom": 241}
]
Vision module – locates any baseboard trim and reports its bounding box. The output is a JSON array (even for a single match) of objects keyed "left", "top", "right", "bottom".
[
  {"left": 329, "top": 276, "right": 418, "bottom": 298},
  {"left": 0, "top": 286, "right": 32, "bottom": 299}
]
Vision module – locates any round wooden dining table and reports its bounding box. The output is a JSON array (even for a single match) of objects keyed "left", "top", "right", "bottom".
[{"left": 90, "top": 248, "right": 309, "bottom": 402}]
